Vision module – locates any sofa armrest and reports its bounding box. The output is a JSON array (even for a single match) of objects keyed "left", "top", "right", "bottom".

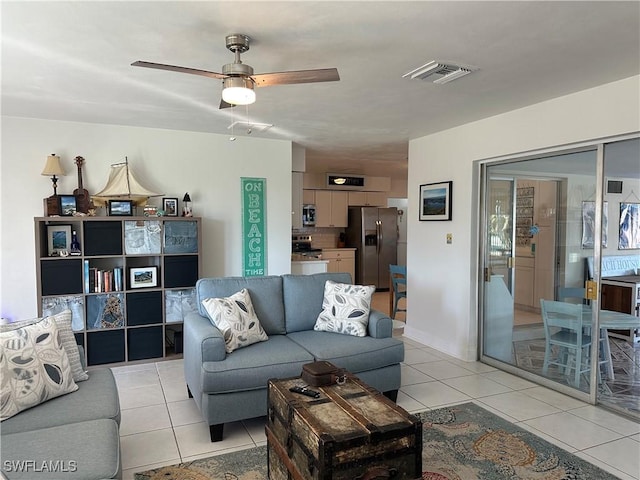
[
  {"left": 184, "top": 312, "right": 227, "bottom": 362},
  {"left": 368, "top": 309, "right": 393, "bottom": 338}
]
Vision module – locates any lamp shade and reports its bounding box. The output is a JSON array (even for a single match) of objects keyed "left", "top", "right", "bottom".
[
  {"left": 182, "top": 192, "right": 191, "bottom": 203},
  {"left": 41, "top": 154, "right": 65, "bottom": 176},
  {"left": 222, "top": 77, "right": 256, "bottom": 105}
]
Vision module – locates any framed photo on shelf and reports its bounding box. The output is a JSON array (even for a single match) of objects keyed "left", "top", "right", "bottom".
[
  {"left": 59, "top": 195, "right": 77, "bottom": 216},
  {"left": 108, "top": 200, "right": 133, "bottom": 216},
  {"left": 129, "top": 266, "right": 158, "bottom": 289},
  {"left": 419, "top": 181, "right": 452, "bottom": 221},
  {"left": 162, "top": 197, "right": 178, "bottom": 217},
  {"left": 47, "top": 224, "right": 72, "bottom": 256}
]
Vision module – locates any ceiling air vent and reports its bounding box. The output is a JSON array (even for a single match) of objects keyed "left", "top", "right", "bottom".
[{"left": 403, "top": 61, "right": 475, "bottom": 84}]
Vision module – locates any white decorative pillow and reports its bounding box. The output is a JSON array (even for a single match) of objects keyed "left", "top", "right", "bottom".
[
  {"left": 0, "top": 317, "right": 78, "bottom": 421},
  {"left": 0, "top": 311, "right": 88, "bottom": 382},
  {"left": 314, "top": 281, "right": 375, "bottom": 337},
  {"left": 201, "top": 289, "right": 268, "bottom": 353}
]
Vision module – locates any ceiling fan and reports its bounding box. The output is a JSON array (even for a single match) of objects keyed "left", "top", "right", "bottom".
[{"left": 132, "top": 33, "right": 340, "bottom": 109}]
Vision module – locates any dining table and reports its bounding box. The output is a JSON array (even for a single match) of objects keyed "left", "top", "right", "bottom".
[{"left": 583, "top": 306, "right": 640, "bottom": 380}]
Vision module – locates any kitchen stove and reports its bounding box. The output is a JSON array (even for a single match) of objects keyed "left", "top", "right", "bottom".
[{"left": 292, "top": 235, "right": 323, "bottom": 258}]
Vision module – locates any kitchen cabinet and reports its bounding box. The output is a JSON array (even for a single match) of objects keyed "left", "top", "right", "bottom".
[
  {"left": 348, "top": 191, "right": 388, "bottom": 207},
  {"left": 514, "top": 256, "right": 535, "bottom": 307},
  {"left": 303, "top": 189, "right": 315, "bottom": 205},
  {"left": 322, "top": 249, "right": 355, "bottom": 281},
  {"left": 315, "top": 191, "right": 348, "bottom": 227}
]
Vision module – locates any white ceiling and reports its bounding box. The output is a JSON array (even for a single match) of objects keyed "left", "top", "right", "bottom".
[{"left": 2, "top": 1, "right": 639, "bottom": 181}]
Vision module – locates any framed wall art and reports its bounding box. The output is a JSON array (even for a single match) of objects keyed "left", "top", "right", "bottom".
[
  {"left": 108, "top": 200, "right": 133, "bottom": 216},
  {"left": 619, "top": 202, "right": 640, "bottom": 250},
  {"left": 47, "top": 224, "right": 72, "bottom": 256},
  {"left": 162, "top": 197, "right": 178, "bottom": 217},
  {"left": 129, "top": 266, "right": 158, "bottom": 289},
  {"left": 419, "top": 181, "right": 452, "bottom": 221},
  {"left": 59, "top": 195, "right": 77, "bottom": 216}
]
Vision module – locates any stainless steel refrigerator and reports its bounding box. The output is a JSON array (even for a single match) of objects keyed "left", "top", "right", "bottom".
[{"left": 345, "top": 207, "right": 398, "bottom": 289}]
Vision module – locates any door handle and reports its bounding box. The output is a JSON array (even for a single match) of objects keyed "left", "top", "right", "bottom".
[{"left": 484, "top": 267, "right": 492, "bottom": 282}]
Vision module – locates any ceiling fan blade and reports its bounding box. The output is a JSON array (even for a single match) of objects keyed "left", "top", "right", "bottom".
[
  {"left": 131, "top": 61, "right": 226, "bottom": 80},
  {"left": 219, "top": 99, "right": 233, "bottom": 109},
  {"left": 252, "top": 68, "right": 339, "bottom": 87}
]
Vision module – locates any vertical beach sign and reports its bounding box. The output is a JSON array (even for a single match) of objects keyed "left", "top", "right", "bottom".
[{"left": 241, "top": 177, "right": 267, "bottom": 276}]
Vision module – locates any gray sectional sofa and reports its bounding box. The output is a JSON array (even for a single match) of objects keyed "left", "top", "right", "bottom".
[
  {"left": 1, "top": 348, "right": 122, "bottom": 480},
  {"left": 184, "top": 272, "right": 404, "bottom": 442}
]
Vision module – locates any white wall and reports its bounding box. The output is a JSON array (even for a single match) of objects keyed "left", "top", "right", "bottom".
[
  {"left": 405, "top": 75, "right": 640, "bottom": 361},
  {"left": 0, "top": 117, "right": 293, "bottom": 321}
]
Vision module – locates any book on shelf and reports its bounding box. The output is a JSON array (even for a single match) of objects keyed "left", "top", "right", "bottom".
[{"left": 86, "top": 267, "right": 123, "bottom": 293}]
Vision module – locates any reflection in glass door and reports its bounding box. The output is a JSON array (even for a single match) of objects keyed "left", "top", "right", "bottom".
[
  {"left": 598, "top": 138, "right": 640, "bottom": 418},
  {"left": 481, "top": 150, "right": 600, "bottom": 398},
  {"left": 480, "top": 141, "right": 639, "bottom": 419}
]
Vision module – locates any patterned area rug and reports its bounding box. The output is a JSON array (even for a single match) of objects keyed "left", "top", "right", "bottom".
[{"left": 135, "top": 402, "right": 617, "bottom": 480}]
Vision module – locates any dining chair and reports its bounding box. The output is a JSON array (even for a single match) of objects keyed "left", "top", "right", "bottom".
[
  {"left": 557, "top": 286, "right": 609, "bottom": 373},
  {"left": 389, "top": 264, "right": 407, "bottom": 319},
  {"left": 540, "top": 299, "right": 594, "bottom": 388}
]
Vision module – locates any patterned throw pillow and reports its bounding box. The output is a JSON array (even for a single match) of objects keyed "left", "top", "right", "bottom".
[
  {"left": 314, "top": 281, "right": 375, "bottom": 337},
  {"left": 0, "top": 310, "right": 88, "bottom": 382},
  {"left": 201, "top": 289, "right": 269, "bottom": 353},
  {"left": 0, "top": 317, "right": 78, "bottom": 421}
]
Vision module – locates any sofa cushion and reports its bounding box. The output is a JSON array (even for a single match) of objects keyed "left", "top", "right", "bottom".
[
  {"left": 1, "top": 418, "right": 120, "bottom": 479},
  {"left": 283, "top": 272, "right": 352, "bottom": 333},
  {"left": 201, "top": 335, "right": 314, "bottom": 393},
  {"left": 0, "top": 367, "right": 120, "bottom": 435},
  {"left": 0, "top": 317, "right": 78, "bottom": 421},
  {"left": 196, "top": 276, "right": 286, "bottom": 335},
  {"left": 287, "top": 330, "right": 404, "bottom": 374},
  {"left": 201, "top": 288, "right": 269, "bottom": 353},
  {"left": 314, "top": 281, "right": 375, "bottom": 337},
  {"left": 0, "top": 311, "right": 88, "bottom": 383}
]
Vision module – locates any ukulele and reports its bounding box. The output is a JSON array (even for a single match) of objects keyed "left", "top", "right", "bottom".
[{"left": 74, "top": 156, "right": 90, "bottom": 213}]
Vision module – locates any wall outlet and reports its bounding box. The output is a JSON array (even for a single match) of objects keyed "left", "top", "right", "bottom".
[{"left": 446, "top": 233, "right": 453, "bottom": 244}]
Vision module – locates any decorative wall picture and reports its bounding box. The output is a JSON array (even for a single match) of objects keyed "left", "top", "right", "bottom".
[
  {"left": 515, "top": 187, "right": 535, "bottom": 246},
  {"left": 59, "top": 195, "right": 77, "bottom": 216},
  {"left": 581, "top": 201, "right": 608, "bottom": 249},
  {"left": 129, "top": 266, "right": 158, "bottom": 289},
  {"left": 419, "top": 181, "right": 452, "bottom": 221},
  {"left": 241, "top": 177, "right": 267, "bottom": 276},
  {"left": 108, "top": 200, "right": 133, "bottom": 216},
  {"left": 47, "top": 224, "right": 72, "bottom": 256},
  {"left": 162, "top": 197, "right": 178, "bottom": 216},
  {"left": 619, "top": 202, "right": 640, "bottom": 250}
]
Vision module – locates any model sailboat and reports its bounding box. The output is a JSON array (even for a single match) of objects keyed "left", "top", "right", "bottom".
[{"left": 92, "top": 157, "right": 162, "bottom": 206}]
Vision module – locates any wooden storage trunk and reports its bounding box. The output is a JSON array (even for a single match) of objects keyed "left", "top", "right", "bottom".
[{"left": 267, "top": 375, "right": 422, "bottom": 480}]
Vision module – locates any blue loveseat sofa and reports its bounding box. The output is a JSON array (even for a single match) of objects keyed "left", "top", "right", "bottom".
[{"left": 184, "top": 272, "right": 404, "bottom": 442}]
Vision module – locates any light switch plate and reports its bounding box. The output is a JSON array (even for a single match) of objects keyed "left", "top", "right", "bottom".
[{"left": 446, "top": 233, "right": 452, "bottom": 244}]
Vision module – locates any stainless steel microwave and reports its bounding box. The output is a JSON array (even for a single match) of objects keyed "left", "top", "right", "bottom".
[{"left": 302, "top": 204, "right": 316, "bottom": 226}]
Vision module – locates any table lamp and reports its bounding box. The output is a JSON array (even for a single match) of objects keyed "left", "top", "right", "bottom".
[
  {"left": 41, "top": 154, "right": 65, "bottom": 195},
  {"left": 41, "top": 154, "right": 65, "bottom": 216}
]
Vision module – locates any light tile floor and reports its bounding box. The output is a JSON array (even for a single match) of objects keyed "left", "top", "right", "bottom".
[{"left": 114, "top": 334, "right": 640, "bottom": 480}]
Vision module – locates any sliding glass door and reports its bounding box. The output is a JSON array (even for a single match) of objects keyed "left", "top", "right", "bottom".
[
  {"left": 480, "top": 139, "right": 639, "bottom": 419},
  {"left": 481, "top": 149, "right": 600, "bottom": 397}
]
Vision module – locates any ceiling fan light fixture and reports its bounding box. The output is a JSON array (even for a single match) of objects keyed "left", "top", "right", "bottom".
[{"left": 222, "top": 77, "right": 255, "bottom": 105}]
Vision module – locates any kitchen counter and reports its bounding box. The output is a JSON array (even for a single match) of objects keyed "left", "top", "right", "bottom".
[
  {"left": 291, "top": 255, "right": 329, "bottom": 275},
  {"left": 321, "top": 248, "right": 357, "bottom": 251}
]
